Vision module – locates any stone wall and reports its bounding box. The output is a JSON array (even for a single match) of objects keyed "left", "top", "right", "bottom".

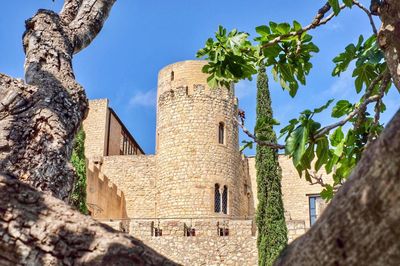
[
  {"left": 100, "top": 155, "right": 157, "bottom": 218},
  {"left": 247, "top": 156, "right": 332, "bottom": 230},
  {"left": 102, "top": 218, "right": 258, "bottom": 266},
  {"left": 83, "top": 99, "right": 144, "bottom": 159},
  {"left": 83, "top": 99, "right": 109, "bottom": 159},
  {"left": 86, "top": 160, "right": 127, "bottom": 219},
  {"left": 156, "top": 60, "right": 246, "bottom": 218},
  {"left": 144, "top": 236, "right": 257, "bottom": 265}
]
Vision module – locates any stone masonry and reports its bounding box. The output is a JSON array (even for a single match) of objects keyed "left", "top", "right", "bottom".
[{"left": 83, "top": 60, "right": 332, "bottom": 265}]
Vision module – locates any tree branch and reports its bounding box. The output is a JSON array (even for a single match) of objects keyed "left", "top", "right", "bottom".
[
  {"left": 68, "top": 0, "right": 117, "bottom": 53},
  {"left": 314, "top": 71, "right": 390, "bottom": 139},
  {"left": 313, "top": 95, "right": 380, "bottom": 139},
  {"left": 262, "top": 2, "right": 345, "bottom": 49},
  {"left": 352, "top": 0, "right": 378, "bottom": 35},
  {"left": 60, "top": 0, "right": 84, "bottom": 24},
  {"left": 234, "top": 117, "right": 285, "bottom": 150},
  {"left": 378, "top": 0, "right": 400, "bottom": 92}
]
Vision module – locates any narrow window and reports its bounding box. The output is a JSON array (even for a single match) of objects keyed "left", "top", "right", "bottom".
[
  {"left": 309, "top": 196, "right": 317, "bottom": 226},
  {"left": 171, "top": 71, "right": 174, "bottom": 81},
  {"left": 214, "top": 184, "right": 221, "bottom": 213},
  {"left": 309, "top": 195, "right": 327, "bottom": 226},
  {"left": 222, "top": 185, "right": 228, "bottom": 214},
  {"left": 218, "top": 122, "right": 224, "bottom": 144}
]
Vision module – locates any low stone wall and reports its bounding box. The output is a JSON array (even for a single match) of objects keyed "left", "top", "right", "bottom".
[
  {"left": 144, "top": 236, "right": 257, "bottom": 266},
  {"left": 286, "top": 220, "right": 306, "bottom": 243},
  {"left": 98, "top": 217, "right": 308, "bottom": 265},
  {"left": 126, "top": 218, "right": 255, "bottom": 238},
  {"left": 99, "top": 218, "right": 258, "bottom": 265}
]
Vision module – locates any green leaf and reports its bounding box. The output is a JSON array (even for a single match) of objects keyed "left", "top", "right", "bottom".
[
  {"left": 325, "top": 152, "right": 339, "bottom": 173},
  {"left": 334, "top": 138, "right": 345, "bottom": 157},
  {"left": 255, "top": 25, "right": 270, "bottom": 36},
  {"left": 343, "top": 0, "right": 353, "bottom": 7},
  {"left": 313, "top": 99, "right": 334, "bottom": 114},
  {"left": 263, "top": 44, "right": 282, "bottom": 58},
  {"left": 329, "top": 0, "right": 341, "bottom": 15},
  {"left": 293, "top": 20, "right": 302, "bottom": 31},
  {"left": 332, "top": 100, "right": 353, "bottom": 118},
  {"left": 240, "top": 141, "right": 253, "bottom": 152},
  {"left": 330, "top": 126, "right": 344, "bottom": 146},
  {"left": 286, "top": 125, "right": 309, "bottom": 166},
  {"left": 320, "top": 185, "right": 334, "bottom": 200},
  {"left": 301, "top": 143, "right": 315, "bottom": 169},
  {"left": 276, "top": 23, "right": 291, "bottom": 34},
  {"left": 315, "top": 138, "right": 329, "bottom": 171}
]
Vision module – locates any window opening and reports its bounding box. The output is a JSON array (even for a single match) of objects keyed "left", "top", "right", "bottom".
[
  {"left": 222, "top": 185, "right": 228, "bottom": 214},
  {"left": 214, "top": 184, "right": 221, "bottom": 213},
  {"left": 218, "top": 122, "right": 225, "bottom": 144},
  {"left": 184, "top": 224, "right": 196, "bottom": 237},
  {"left": 309, "top": 196, "right": 317, "bottom": 226}
]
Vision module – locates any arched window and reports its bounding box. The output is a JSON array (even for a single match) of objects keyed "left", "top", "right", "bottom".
[
  {"left": 214, "top": 184, "right": 221, "bottom": 213},
  {"left": 171, "top": 71, "right": 175, "bottom": 81},
  {"left": 222, "top": 186, "right": 228, "bottom": 214},
  {"left": 218, "top": 122, "right": 224, "bottom": 144}
]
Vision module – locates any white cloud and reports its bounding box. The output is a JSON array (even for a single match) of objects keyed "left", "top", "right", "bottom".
[{"left": 129, "top": 90, "right": 157, "bottom": 108}]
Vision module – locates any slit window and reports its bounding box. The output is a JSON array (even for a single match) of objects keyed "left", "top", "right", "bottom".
[
  {"left": 218, "top": 122, "right": 225, "bottom": 144},
  {"left": 214, "top": 184, "right": 221, "bottom": 213},
  {"left": 222, "top": 185, "right": 228, "bottom": 214},
  {"left": 171, "top": 71, "right": 174, "bottom": 81}
]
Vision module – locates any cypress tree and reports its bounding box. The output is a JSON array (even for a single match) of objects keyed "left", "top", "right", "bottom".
[
  {"left": 255, "top": 64, "right": 288, "bottom": 266},
  {"left": 70, "top": 128, "right": 89, "bottom": 214}
]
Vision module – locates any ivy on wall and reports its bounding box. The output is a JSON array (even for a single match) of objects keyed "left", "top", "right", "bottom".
[{"left": 70, "top": 128, "right": 89, "bottom": 215}]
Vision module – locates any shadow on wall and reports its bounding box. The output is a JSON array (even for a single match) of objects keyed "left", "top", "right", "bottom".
[{"left": 86, "top": 159, "right": 128, "bottom": 220}]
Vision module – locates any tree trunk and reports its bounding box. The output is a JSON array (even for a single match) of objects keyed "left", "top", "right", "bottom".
[
  {"left": 0, "top": 0, "right": 115, "bottom": 201},
  {"left": 0, "top": 173, "right": 177, "bottom": 265},
  {"left": 378, "top": 0, "right": 400, "bottom": 92}
]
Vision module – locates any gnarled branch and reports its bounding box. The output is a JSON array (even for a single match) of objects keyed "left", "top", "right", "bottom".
[
  {"left": 68, "top": 0, "right": 117, "bottom": 53},
  {"left": 60, "top": 0, "right": 84, "bottom": 24}
]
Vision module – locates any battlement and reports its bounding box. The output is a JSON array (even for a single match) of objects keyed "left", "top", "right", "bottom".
[
  {"left": 97, "top": 218, "right": 256, "bottom": 238},
  {"left": 158, "top": 84, "right": 236, "bottom": 108}
]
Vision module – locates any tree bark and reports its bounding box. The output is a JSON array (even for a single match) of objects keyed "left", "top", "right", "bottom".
[
  {"left": 378, "top": 0, "right": 400, "bottom": 92},
  {"left": 0, "top": 174, "right": 177, "bottom": 265},
  {"left": 0, "top": 0, "right": 115, "bottom": 200},
  {"left": 274, "top": 109, "right": 400, "bottom": 265}
]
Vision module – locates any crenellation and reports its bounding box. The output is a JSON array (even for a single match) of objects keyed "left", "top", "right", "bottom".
[{"left": 83, "top": 60, "right": 333, "bottom": 265}]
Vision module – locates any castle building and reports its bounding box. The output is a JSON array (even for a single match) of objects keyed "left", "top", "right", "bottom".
[{"left": 83, "top": 60, "right": 330, "bottom": 265}]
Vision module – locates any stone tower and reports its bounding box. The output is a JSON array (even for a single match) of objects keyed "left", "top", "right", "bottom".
[{"left": 155, "top": 60, "right": 241, "bottom": 218}]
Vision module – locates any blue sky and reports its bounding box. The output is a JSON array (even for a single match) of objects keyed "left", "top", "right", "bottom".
[{"left": 1, "top": 1, "right": 399, "bottom": 155}]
